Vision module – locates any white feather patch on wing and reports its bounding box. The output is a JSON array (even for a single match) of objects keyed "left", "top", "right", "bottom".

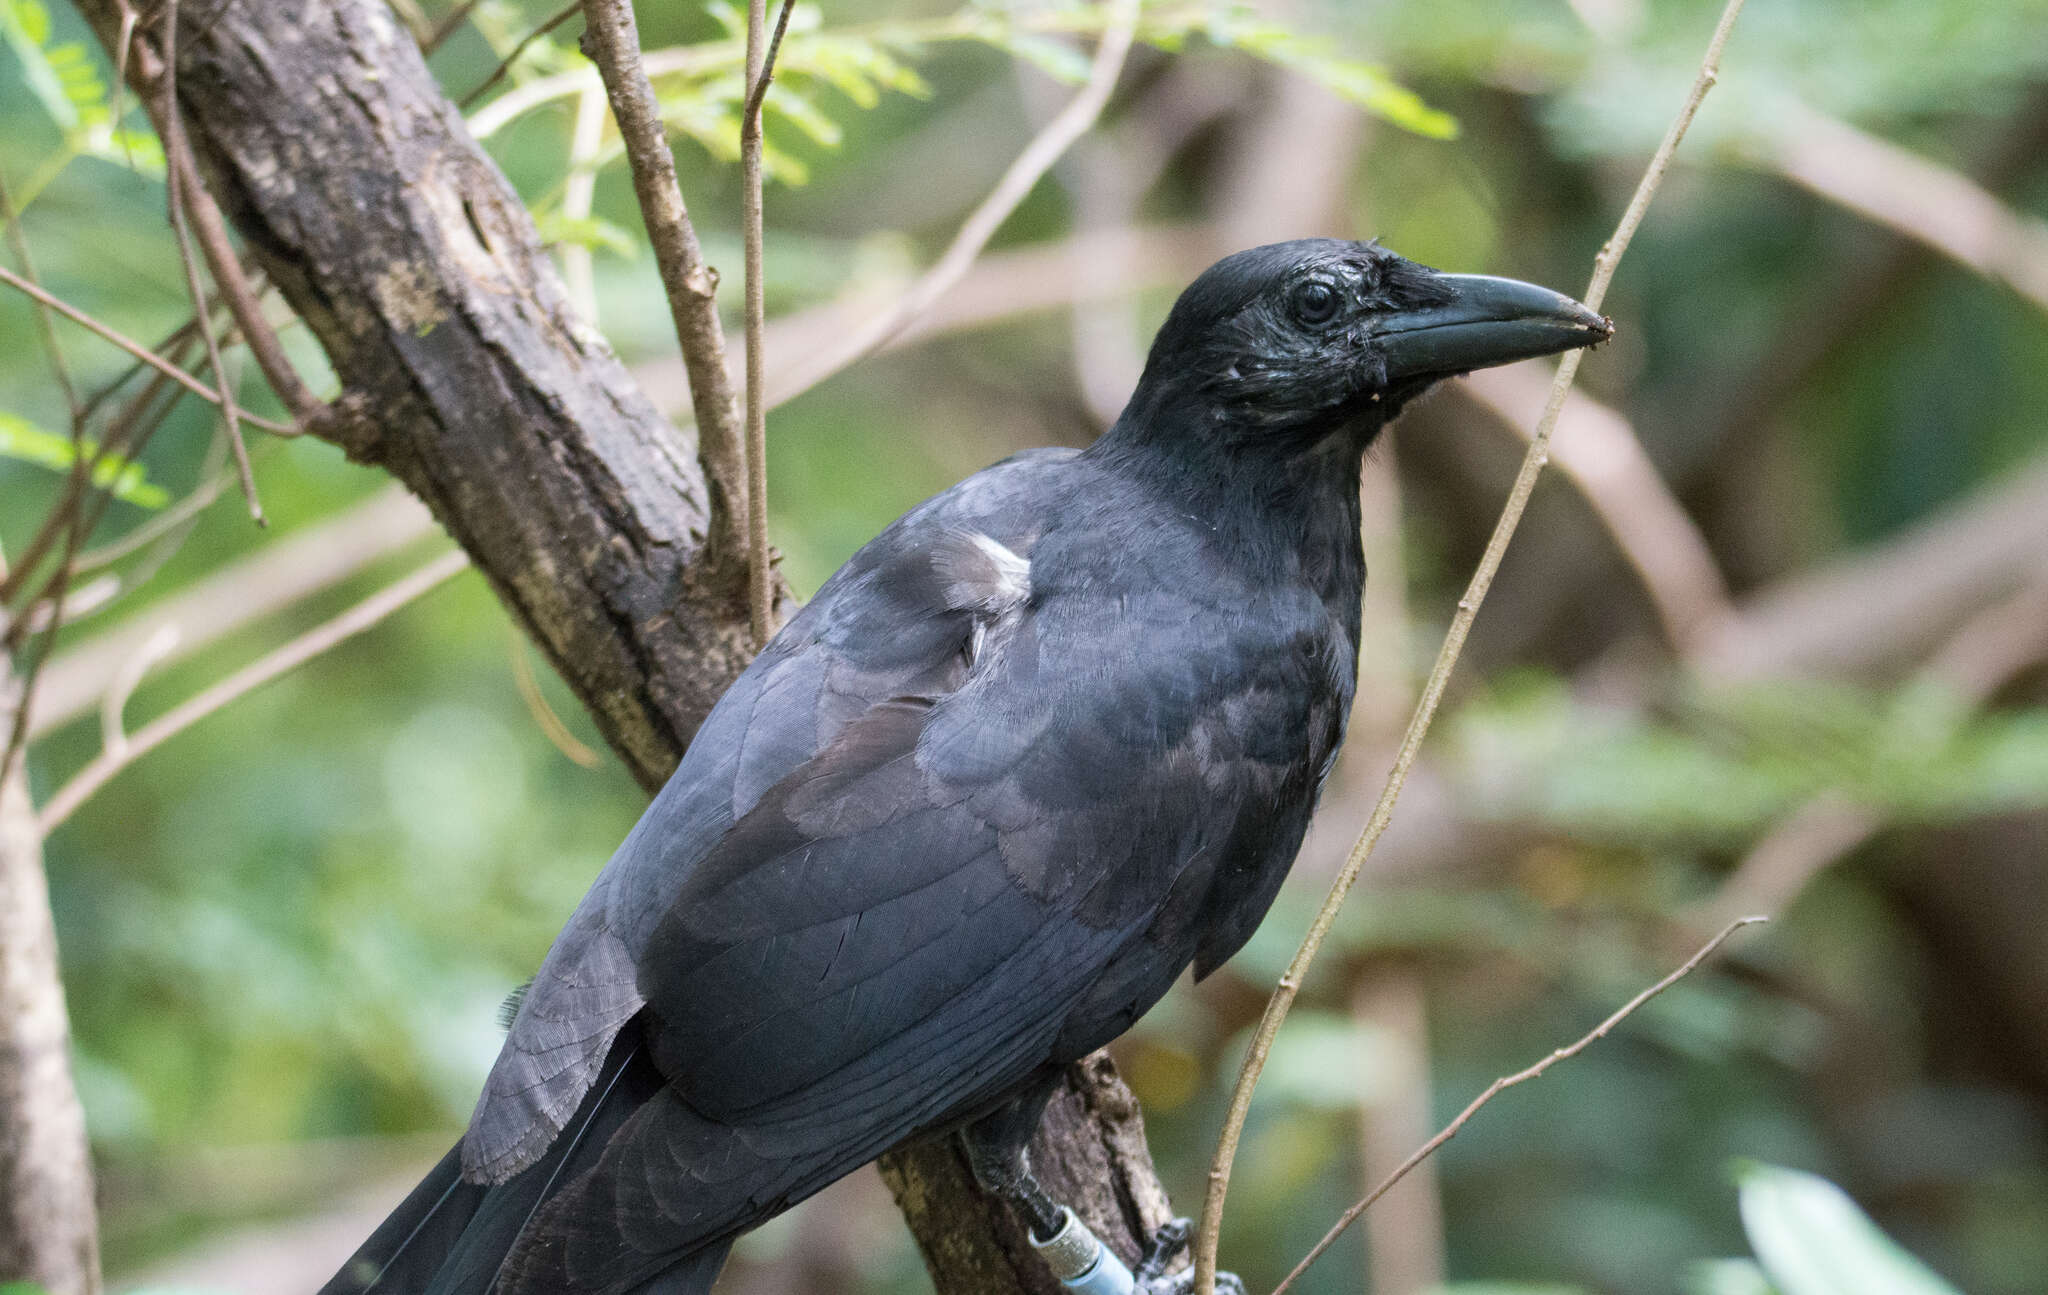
[{"left": 932, "top": 530, "right": 1032, "bottom": 616}]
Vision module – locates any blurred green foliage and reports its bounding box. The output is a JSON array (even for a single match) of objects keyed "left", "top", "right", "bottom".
[{"left": 4, "top": 1, "right": 2048, "bottom": 1293}]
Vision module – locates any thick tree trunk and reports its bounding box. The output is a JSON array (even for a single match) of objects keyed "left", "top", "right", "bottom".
[
  {"left": 0, "top": 672, "right": 100, "bottom": 1295},
  {"left": 64, "top": 1, "right": 1178, "bottom": 1289}
]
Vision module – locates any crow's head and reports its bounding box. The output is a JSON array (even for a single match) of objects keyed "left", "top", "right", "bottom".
[{"left": 1127, "top": 238, "right": 1610, "bottom": 441}]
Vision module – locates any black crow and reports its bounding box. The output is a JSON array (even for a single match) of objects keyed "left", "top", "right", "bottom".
[{"left": 325, "top": 238, "right": 1609, "bottom": 1295}]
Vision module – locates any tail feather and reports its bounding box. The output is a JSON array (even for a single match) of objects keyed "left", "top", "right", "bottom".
[
  {"left": 324, "top": 1029, "right": 717, "bottom": 1295},
  {"left": 322, "top": 1145, "right": 485, "bottom": 1295}
]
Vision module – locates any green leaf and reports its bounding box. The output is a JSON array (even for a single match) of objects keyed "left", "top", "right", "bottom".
[
  {"left": 1193, "top": 8, "right": 1460, "bottom": 139},
  {"left": 534, "top": 211, "right": 640, "bottom": 258},
  {"left": 1006, "top": 33, "right": 1093, "bottom": 84},
  {"left": 1, "top": 0, "right": 83, "bottom": 132},
  {"left": 1688, "top": 1259, "right": 1782, "bottom": 1295},
  {"left": 1737, "top": 1164, "right": 1965, "bottom": 1295},
  {"left": 0, "top": 411, "right": 170, "bottom": 508}
]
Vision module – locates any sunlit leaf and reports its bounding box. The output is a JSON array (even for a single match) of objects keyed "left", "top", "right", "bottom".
[
  {"left": 0, "top": 411, "right": 170, "bottom": 508},
  {"left": 1738, "top": 1164, "right": 1965, "bottom": 1295},
  {"left": 534, "top": 211, "right": 640, "bottom": 258},
  {"left": 1007, "top": 33, "right": 1093, "bottom": 84},
  {"left": 1, "top": 0, "right": 85, "bottom": 132}
]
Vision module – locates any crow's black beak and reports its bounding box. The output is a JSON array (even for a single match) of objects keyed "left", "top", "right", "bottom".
[{"left": 1375, "top": 273, "right": 1611, "bottom": 381}]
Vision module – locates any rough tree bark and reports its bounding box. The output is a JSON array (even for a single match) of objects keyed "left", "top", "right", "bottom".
[
  {"left": 61, "top": 1, "right": 1180, "bottom": 1290},
  {"left": 0, "top": 671, "right": 101, "bottom": 1294}
]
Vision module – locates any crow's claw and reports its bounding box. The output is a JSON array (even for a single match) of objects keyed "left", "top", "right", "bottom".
[{"left": 1133, "top": 1218, "right": 1244, "bottom": 1295}]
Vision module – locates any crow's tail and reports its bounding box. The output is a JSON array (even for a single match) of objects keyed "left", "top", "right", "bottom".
[{"left": 320, "top": 1030, "right": 731, "bottom": 1295}]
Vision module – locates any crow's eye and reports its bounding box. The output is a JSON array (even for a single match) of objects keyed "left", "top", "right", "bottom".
[{"left": 1292, "top": 279, "right": 1340, "bottom": 326}]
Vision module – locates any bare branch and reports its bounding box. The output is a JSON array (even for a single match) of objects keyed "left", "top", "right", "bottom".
[
  {"left": 1349, "top": 971, "right": 1444, "bottom": 1295},
  {"left": 558, "top": 85, "right": 607, "bottom": 322},
  {"left": 1193, "top": 4, "right": 1749, "bottom": 1288},
  {"left": 99, "top": 623, "right": 180, "bottom": 759},
  {"left": 0, "top": 663, "right": 100, "bottom": 1295},
  {"left": 1744, "top": 99, "right": 2048, "bottom": 318},
  {"left": 507, "top": 627, "right": 601, "bottom": 769},
  {"left": 640, "top": 224, "right": 1219, "bottom": 415},
  {"left": 768, "top": 0, "right": 1141, "bottom": 406},
  {"left": 142, "top": 26, "right": 326, "bottom": 428},
  {"left": 1459, "top": 363, "right": 1732, "bottom": 652},
  {"left": 1699, "top": 563, "right": 2048, "bottom": 930},
  {"left": 37, "top": 549, "right": 469, "bottom": 835},
  {"left": 67, "top": 450, "right": 233, "bottom": 577},
  {"left": 1270, "top": 917, "right": 1767, "bottom": 1295},
  {"left": 25, "top": 486, "right": 438, "bottom": 742},
  {"left": 460, "top": 2, "right": 580, "bottom": 110},
  {"left": 1696, "top": 455, "right": 2048, "bottom": 680},
  {"left": 156, "top": 1, "right": 264, "bottom": 523},
  {"left": 579, "top": 0, "right": 749, "bottom": 558},
  {"left": 739, "top": 0, "right": 797, "bottom": 646},
  {"left": 424, "top": 0, "right": 485, "bottom": 55},
  {"left": 0, "top": 171, "right": 83, "bottom": 422},
  {"left": 0, "top": 264, "right": 294, "bottom": 433}
]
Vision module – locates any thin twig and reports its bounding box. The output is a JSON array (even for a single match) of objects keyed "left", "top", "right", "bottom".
[
  {"left": 157, "top": 0, "right": 264, "bottom": 523},
  {"left": 770, "top": 0, "right": 1141, "bottom": 407},
  {"left": 0, "top": 171, "right": 83, "bottom": 422},
  {"left": 100, "top": 624, "right": 180, "bottom": 758},
  {"left": 141, "top": 31, "right": 324, "bottom": 428},
  {"left": 385, "top": 0, "right": 434, "bottom": 46},
  {"left": 1699, "top": 562, "right": 2048, "bottom": 931},
  {"left": 1459, "top": 366, "right": 1733, "bottom": 652},
  {"left": 1191, "top": 3, "right": 1749, "bottom": 1290},
  {"left": 579, "top": 0, "right": 749, "bottom": 558},
  {"left": 461, "top": 1, "right": 581, "bottom": 110},
  {"left": 27, "top": 486, "right": 436, "bottom": 740},
  {"left": 1269, "top": 917, "right": 1767, "bottom": 1295},
  {"left": 0, "top": 351, "right": 187, "bottom": 609},
  {"left": 507, "top": 627, "right": 601, "bottom": 768},
  {"left": 423, "top": 0, "right": 485, "bottom": 55},
  {"left": 559, "top": 84, "right": 608, "bottom": 321},
  {"left": 68, "top": 457, "right": 232, "bottom": 576},
  {"left": 36, "top": 549, "right": 470, "bottom": 835},
  {"left": 0, "top": 264, "right": 293, "bottom": 433},
  {"left": 28, "top": 428, "right": 235, "bottom": 637},
  {"left": 466, "top": 2, "right": 1182, "bottom": 141},
  {"left": 739, "top": 0, "right": 796, "bottom": 647}
]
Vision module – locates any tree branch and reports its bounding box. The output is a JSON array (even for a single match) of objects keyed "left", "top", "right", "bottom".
[
  {"left": 1459, "top": 363, "right": 1732, "bottom": 652},
  {"left": 578, "top": 0, "right": 749, "bottom": 561},
  {"left": 1742, "top": 98, "right": 2048, "bottom": 318},
  {"left": 0, "top": 264, "right": 291, "bottom": 433},
  {"left": 25, "top": 486, "right": 437, "bottom": 742},
  {"left": 37, "top": 549, "right": 469, "bottom": 834},
  {"left": 1, "top": 654, "right": 101, "bottom": 1294},
  {"left": 739, "top": 0, "right": 795, "bottom": 647}
]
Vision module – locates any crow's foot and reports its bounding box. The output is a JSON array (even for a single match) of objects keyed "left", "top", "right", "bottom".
[{"left": 1133, "top": 1218, "right": 1245, "bottom": 1295}]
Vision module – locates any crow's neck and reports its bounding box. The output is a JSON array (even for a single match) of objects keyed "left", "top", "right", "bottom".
[{"left": 1088, "top": 400, "right": 1373, "bottom": 629}]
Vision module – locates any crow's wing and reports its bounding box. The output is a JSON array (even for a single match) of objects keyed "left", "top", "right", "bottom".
[
  {"left": 498, "top": 533, "right": 1347, "bottom": 1292},
  {"left": 463, "top": 451, "right": 1082, "bottom": 1184},
  {"left": 644, "top": 567, "right": 1341, "bottom": 1127}
]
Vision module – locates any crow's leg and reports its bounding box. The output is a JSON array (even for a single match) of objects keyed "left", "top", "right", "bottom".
[
  {"left": 958, "top": 1078, "right": 1067, "bottom": 1242},
  {"left": 958, "top": 1080, "right": 1245, "bottom": 1294}
]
